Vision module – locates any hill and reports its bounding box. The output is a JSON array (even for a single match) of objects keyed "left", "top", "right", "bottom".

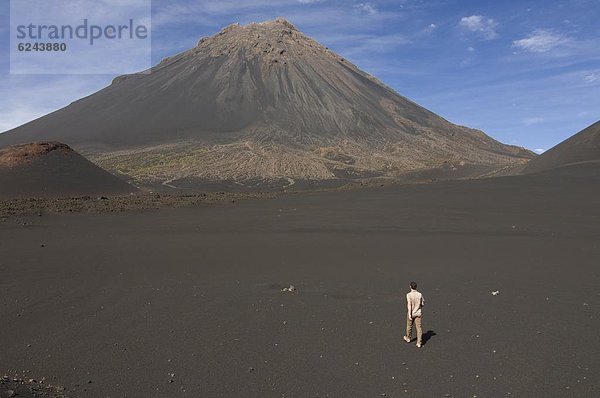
[
  {"left": 0, "top": 142, "right": 137, "bottom": 199},
  {"left": 523, "top": 121, "right": 600, "bottom": 174}
]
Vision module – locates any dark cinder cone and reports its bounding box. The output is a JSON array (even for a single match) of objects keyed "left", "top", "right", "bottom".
[
  {"left": 0, "top": 142, "right": 136, "bottom": 198},
  {"left": 523, "top": 121, "right": 600, "bottom": 174}
]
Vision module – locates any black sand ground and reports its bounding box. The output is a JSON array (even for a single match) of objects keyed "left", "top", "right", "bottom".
[{"left": 1, "top": 165, "right": 599, "bottom": 397}]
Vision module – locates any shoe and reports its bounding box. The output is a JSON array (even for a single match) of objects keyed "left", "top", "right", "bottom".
[
  {"left": 416, "top": 343, "right": 422, "bottom": 348},
  {"left": 403, "top": 336, "right": 410, "bottom": 343}
]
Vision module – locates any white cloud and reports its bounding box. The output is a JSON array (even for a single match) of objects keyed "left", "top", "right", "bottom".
[
  {"left": 512, "top": 30, "right": 570, "bottom": 53},
  {"left": 429, "top": 23, "right": 437, "bottom": 29},
  {"left": 459, "top": 15, "right": 499, "bottom": 40},
  {"left": 582, "top": 72, "right": 600, "bottom": 83},
  {"left": 523, "top": 117, "right": 545, "bottom": 126},
  {"left": 354, "top": 2, "right": 378, "bottom": 15},
  {"left": 152, "top": 0, "right": 298, "bottom": 27},
  {"left": 534, "top": 148, "right": 546, "bottom": 154},
  {"left": 322, "top": 32, "right": 409, "bottom": 57}
]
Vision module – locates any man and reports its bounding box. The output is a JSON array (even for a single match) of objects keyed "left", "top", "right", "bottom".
[{"left": 403, "top": 281, "right": 424, "bottom": 348}]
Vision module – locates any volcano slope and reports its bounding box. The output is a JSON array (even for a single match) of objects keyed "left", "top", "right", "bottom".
[
  {"left": 523, "top": 120, "right": 600, "bottom": 174},
  {"left": 0, "top": 142, "right": 136, "bottom": 199},
  {"left": 0, "top": 19, "right": 534, "bottom": 190}
]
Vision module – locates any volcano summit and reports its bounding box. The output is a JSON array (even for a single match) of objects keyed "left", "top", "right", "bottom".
[{"left": 0, "top": 18, "right": 534, "bottom": 190}]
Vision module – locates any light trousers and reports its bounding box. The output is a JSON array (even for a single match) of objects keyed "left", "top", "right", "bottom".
[{"left": 406, "top": 315, "right": 422, "bottom": 344}]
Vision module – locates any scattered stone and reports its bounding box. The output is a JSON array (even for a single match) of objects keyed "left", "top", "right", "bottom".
[
  {"left": 248, "top": 367, "right": 255, "bottom": 373},
  {"left": 7, "top": 390, "right": 15, "bottom": 397},
  {"left": 491, "top": 291, "right": 500, "bottom": 296},
  {"left": 281, "top": 284, "right": 296, "bottom": 292}
]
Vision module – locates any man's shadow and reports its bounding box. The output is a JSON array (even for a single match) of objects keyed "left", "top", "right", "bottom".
[{"left": 421, "top": 330, "right": 436, "bottom": 345}]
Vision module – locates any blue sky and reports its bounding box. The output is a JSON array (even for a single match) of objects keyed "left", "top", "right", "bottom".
[{"left": 1, "top": 0, "right": 599, "bottom": 152}]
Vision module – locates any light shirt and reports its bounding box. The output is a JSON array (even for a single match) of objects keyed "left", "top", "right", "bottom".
[{"left": 406, "top": 290, "right": 424, "bottom": 318}]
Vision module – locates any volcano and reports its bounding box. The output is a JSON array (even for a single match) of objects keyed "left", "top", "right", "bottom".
[
  {"left": 0, "top": 142, "right": 136, "bottom": 199},
  {"left": 0, "top": 18, "right": 534, "bottom": 189},
  {"left": 523, "top": 120, "right": 600, "bottom": 174}
]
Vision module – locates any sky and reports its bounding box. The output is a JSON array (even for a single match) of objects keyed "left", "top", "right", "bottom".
[{"left": 0, "top": 0, "right": 599, "bottom": 153}]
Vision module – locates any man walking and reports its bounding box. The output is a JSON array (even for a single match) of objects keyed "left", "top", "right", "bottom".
[{"left": 404, "top": 281, "right": 424, "bottom": 348}]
